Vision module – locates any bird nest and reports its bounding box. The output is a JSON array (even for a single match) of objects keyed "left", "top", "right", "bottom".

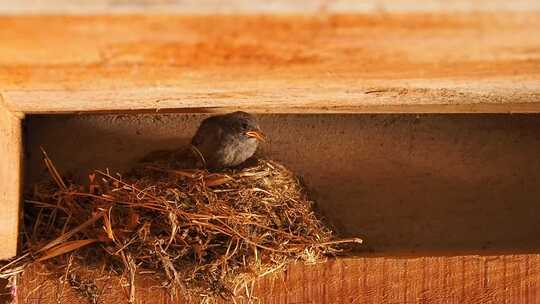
[{"left": 0, "top": 151, "right": 361, "bottom": 303}]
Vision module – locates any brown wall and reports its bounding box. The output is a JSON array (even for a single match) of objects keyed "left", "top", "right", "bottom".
[{"left": 25, "top": 113, "right": 540, "bottom": 255}]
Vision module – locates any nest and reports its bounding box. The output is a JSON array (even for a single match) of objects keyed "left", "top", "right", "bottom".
[{"left": 1, "top": 150, "right": 361, "bottom": 303}]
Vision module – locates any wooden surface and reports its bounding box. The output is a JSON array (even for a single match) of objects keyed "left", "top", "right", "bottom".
[
  {"left": 0, "top": 101, "right": 22, "bottom": 259},
  {"left": 18, "top": 254, "right": 540, "bottom": 303},
  {"left": 1, "top": 13, "right": 540, "bottom": 113}
]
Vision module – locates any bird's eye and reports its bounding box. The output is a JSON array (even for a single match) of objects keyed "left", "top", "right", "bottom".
[{"left": 241, "top": 122, "right": 249, "bottom": 130}]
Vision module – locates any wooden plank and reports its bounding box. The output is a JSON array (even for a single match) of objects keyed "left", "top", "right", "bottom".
[
  {"left": 1, "top": 13, "right": 540, "bottom": 114},
  {"left": 16, "top": 255, "right": 540, "bottom": 303},
  {"left": 4, "top": 91, "right": 540, "bottom": 114},
  {"left": 0, "top": 99, "right": 22, "bottom": 259}
]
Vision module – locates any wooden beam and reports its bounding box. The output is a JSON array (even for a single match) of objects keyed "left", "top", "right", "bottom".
[
  {"left": 4, "top": 89, "right": 540, "bottom": 114},
  {"left": 0, "top": 98, "right": 22, "bottom": 259},
  {"left": 17, "top": 254, "right": 540, "bottom": 303},
  {"left": 1, "top": 14, "right": 539, "bottom": 114}
]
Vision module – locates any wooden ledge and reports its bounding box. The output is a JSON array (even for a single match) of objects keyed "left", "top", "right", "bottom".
[
  {"left": 1, "top": 13, "right": 539, "bottom": 114},
  {"left": 4, "top": 91, "right": 540, "bottom": 114},
  {"left": 17, "top": 254, "right": 540, "bottom": 303}
]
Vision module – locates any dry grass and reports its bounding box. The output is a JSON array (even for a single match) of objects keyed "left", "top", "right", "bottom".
[{"left": 1, "top": 150, "right": 361, "bottom": 303}]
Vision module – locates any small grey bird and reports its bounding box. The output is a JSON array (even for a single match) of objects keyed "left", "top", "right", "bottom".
[{"left": 191, "top": 111, "right": 265, "bottom": 169}]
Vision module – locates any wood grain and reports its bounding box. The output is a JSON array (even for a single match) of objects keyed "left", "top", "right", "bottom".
[
  {"left": 17, "top": 255, "right": 540, "bottom": 303},
  {"left": 0, "top": 100, "right": 22, "bottom": 259},
  {"left": 1, "top": 13, "right": 539, "bottom": 113}
]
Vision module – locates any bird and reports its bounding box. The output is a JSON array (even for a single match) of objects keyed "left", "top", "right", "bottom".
[
  {"left": 131, "top": 111, "right": 265, "bottom": 177},
  {"left": 191, "top": 111, "right": 265, "bottom": 169}
]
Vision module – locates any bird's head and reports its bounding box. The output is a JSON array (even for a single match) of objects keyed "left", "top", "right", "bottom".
[{"left": 227, "top": 111, "right": 266, "bottom": 142}]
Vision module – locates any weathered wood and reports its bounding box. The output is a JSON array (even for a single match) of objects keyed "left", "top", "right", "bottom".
[
  {"left": 0, "top": 99, "right": 22, "bottom": 259},
  {"left": 1, "top": 13, "right": 539, "bottom": 113},
  {"left": 17, "top": 255, "right": 540, "bottom": 303}
]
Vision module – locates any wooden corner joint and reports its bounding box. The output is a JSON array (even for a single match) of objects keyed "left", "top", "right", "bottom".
[{"left": 0, "top": 93, "right": 24, "bottom": 119}]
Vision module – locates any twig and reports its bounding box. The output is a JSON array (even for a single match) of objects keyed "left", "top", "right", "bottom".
[{"left": 40, "top": 147, "right": 67, "bottom": 190}]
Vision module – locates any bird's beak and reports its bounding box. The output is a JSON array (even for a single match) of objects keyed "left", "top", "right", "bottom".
[{"left": 245, "top": 130, "right": 266, "bottom": 142}]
